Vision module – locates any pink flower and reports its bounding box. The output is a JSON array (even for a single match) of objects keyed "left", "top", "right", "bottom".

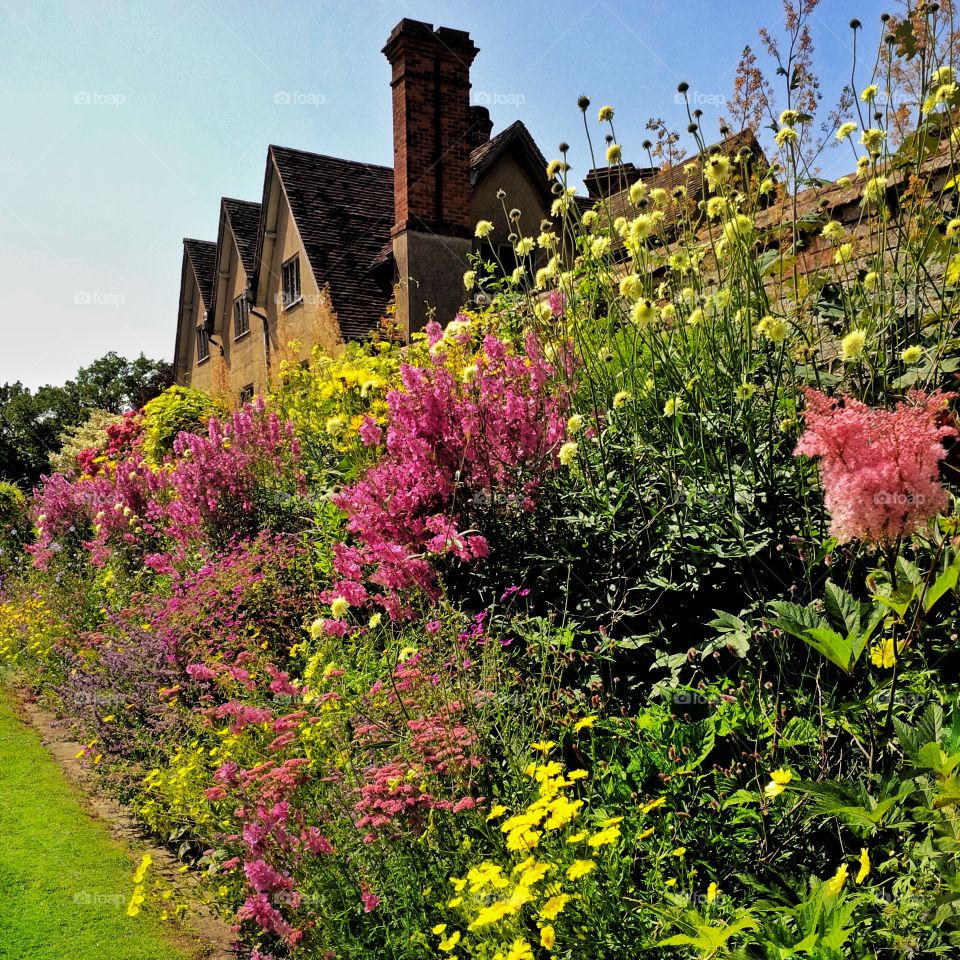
[
  {"left": 795, "top": 388, "right": 956, "bottom": 543},
  {"left": 360, "top": 883, "right": 381, "bottom": 913}
]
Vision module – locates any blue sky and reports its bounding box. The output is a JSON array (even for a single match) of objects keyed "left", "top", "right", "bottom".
[{"left": 1, "top": 0, "right": 887, "bottom": 389}]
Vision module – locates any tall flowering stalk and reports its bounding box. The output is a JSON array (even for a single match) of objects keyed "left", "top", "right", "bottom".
[
  {"left": 330, "top": 324, "right": 568, "bottom": 617},
  {"left": 795, "top": 388, "right": 956, "bottom": 544}
]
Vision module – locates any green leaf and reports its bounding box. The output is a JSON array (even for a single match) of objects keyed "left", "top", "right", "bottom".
[
  {"left": 924, "top": 553, "right": 960, "bottom": 612},
  {"left": 873, "top": 580, "right": 918, "bottom": 619},
  {"left": 823, "top": 582, "right": 862, "bottom": 636}
]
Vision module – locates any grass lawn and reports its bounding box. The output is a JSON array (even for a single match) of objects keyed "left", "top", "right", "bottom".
[{"left": 0, "top": 687, "right": 199, "bottom": 960}]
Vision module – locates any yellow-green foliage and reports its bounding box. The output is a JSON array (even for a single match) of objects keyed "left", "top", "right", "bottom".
[
  {"left": 141, "top": 387, "right": 224, "bottom": 465},
  {"left": 0, "top": 481, "right": 26, "bottom": 531},
  {"left": 48, "top": 410, "right": 122, "bottom": 476},
  {"left": 271, "top": 341, "right": 402, "bottom": 477}
]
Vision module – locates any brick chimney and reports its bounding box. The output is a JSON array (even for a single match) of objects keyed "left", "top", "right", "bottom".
[
  {"left": 383, "top": 20, "right": 479, "bottom": 337},
  {"left": 468, "top": 105, "right": 493, "bottom": 151}
]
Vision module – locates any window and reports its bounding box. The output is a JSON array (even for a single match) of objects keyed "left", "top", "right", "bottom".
[
  {"left": 196, "top": 323, "right": 210, "bottom": 362},
  {"left": 239, "top": 383, "right": 254, "bottom": 404},
  {"left": 234, "top": 295, "right": 250, "bottom": 338},
  {"left": 281, "top": 256, "right": 301, "bottom": 309}
]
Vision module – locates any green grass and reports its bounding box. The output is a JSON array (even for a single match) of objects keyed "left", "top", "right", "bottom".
[{"left": 0, "top": 687, "right": 198, "bottom": 960}]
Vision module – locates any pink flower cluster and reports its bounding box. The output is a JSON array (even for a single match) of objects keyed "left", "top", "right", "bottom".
[
  {"left": 795, "top": 388, "right": 957, "bottom": 543},
  {"left": 331, "top": 327, "right": 568, "bottom": 616},
  {"left": 30, "top": 398, "right": 303, "bottom": 567}
]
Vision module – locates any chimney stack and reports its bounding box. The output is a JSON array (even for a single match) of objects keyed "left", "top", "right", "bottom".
[
  {"left": 383, "top": 20, "right": 479, "bottom": 337},
  {"left": 468, "top": 105, "right": 493, "bottom": 151}
]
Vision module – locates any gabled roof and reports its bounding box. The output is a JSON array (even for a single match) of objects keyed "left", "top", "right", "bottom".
[
  {"left": 248, "top": 123, "right": 551, "bottom": 340},
  {"left": 183, "top": 238, "right": 217, "bottom": 309},
  {"left": 258, "top": 145, "right": 395, "bottom": 340},
  {"left": 470, "top": 120, "right": 550, "bottom": 196},
  {"left": 223, "top": 198, "right": 261, "bottom": 276}
]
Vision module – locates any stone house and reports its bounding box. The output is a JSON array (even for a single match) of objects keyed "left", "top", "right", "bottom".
[{"left": 173, "top": 19, "right": 553, "bottom": 399}]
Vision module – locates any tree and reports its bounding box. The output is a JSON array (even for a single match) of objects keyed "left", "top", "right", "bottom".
[{"left": 0, "top": 352, "right": 172, "bottom": 486}]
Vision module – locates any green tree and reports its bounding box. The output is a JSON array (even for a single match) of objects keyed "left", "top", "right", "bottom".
[{"left": 0, "top": 353, "right": 172, "bottom": 486}]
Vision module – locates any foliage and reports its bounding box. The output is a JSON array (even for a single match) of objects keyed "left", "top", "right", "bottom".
[{"left": 140, "top": 386, "right": 223, "bottom": 465}]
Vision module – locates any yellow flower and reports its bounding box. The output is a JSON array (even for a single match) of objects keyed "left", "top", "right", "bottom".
[
  {"left": 841, "top": 329, "right": 867, "bottom": 362},
  {"left": 606, "top": 143, "right": 622, "bottom": 164},
  {"left": 764, "top": 768, "right": 793, "bottom": 798},
  {"left": 507, "top": 937, "right": 533, "bottom": 960},
  {"left": 566, "top": 831, "right": 588, "bottom": 843},
  {"left": 775, "top": 126, "right": 798, "bottom": 147},
  {"left": 756, "top": 315, "right": 788, "bottom": 343},
  {"left": 862, "top": 175, "right": 888, "bottom": 206},
  {"left": 631, "top": 299, "right": 656, "bottom": 326},
  {"left": 824, "top": 863, "right": 848, "bottom": 897},
  {"left": 475, "top": 220, "right": 494, "bottom": 239},
  {"left": 506, "top": 828, "right": 542, "bottom": 852},
  {"left": 641, "top": 796, "right": 666, "bottom": 814},
  {"left": 860, "top": 127, "right": 886, "bottom": 155},
  {"left": 463, "top": 270, "right": 476, "bottom": 291},
  {"left": 834, "top": 242, "right": 854, "bottom": 265},
  {"left": 541, "top": 925, "right": 556, "bottom": 950},
  {"left": 433, "top": 924, "right": 448, "bottom": 935},
  {"left": 947, "top": 217, "right": 960, "bottom": 239},
  {"left": 487, "top": 804, "right": 508, "bottom": 821},
  {"left": 439, "top": 931, "right": 461, "bottom": 951},
  {"left": 871, "top": 636, "right": 896, "bottom": 669},
  {"left": 573, "top": 715, "right": 597, "bottom": 731},
  {"left": 566, "top": 859, "right": 597, "bottom": 880},
  {"left": 672, "top": 847, "right": 687, "bottom": 857},
  {"left": 836, "top": 121, "right": 858, "bottom": 140},
  {"left": 558, "top": 442, "right": 578, "bottom": 467},
  {"left": 705, "top": 154, "right": 731, "bottom": 191},
  {"left": 707, "top": 881, "right": 719, "bottom": 904},
  {"left": 590, "top": 236, "right": 612, "bottom": 258},
  {"left": 330, "top": 597, "right": 349, "bottom": 619},
  {"left": 540, "top": 894, "right": 571, "bottom": 920},
  {"left": 629, "top": 179, "right": 647, "bottom": 205},
  {"left": 663, "top": 397, "right": 682, "bottom": 418},
  {"left": 863, "top": 271, "right": 878, "bottom": 290},
  {"left": 533, "top": 740, "right": 556, "bottom": 754},
  {"left": 665, "top": 877, "right": 677, "bottom": 887},
  {"left": 567, "top": 769, "right": 588, "bottom": 780},
  {"left": 587, "top": 825, "right": 621, "bottom": 848},
  {"left": 515, "top": 237, "right": 535, "bottom": 256},
  {"left": 598, "top": 105, "right": 614, "bottom": 122},
  {"left": 821, "top": 220, "right": 844, "bottom": 243},
  {"left": 901, "top": 345, "right": 923, "bottom": 364},
  {"left": 639, "top": 827, "right": 655, "bottom": 839},
  {"left": 860, "top": 84, "right": 879, "bottom": 103},
  {"left": 619, "top": 273, "right": 643, "bottom": 301}
]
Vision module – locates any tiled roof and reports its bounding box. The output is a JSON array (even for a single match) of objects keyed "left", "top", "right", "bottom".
[
  {"left": 262, "top": 125, "right": 550, "bottom": 338},
  {"left": 269, "top": 145, "right": 396, "bottom": 340},
  {"left": 183, "top": 238, "right": 217, "bottom": 309},
  {"left": 223, "top": 198, "right": 261, "bottom": 276},
  {"left": 602, "top": 128, "right": 767, "bottom": 240},
  {"left": 471, "top": 120, "right": 549, "bottom": 190}
]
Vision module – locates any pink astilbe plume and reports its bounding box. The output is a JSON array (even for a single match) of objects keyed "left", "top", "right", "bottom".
[{"left": 795, "top": 388, "right": 956, "bottom": 543}]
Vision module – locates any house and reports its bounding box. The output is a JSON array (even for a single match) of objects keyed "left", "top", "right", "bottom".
[{"left": 173, "top": 19, "right": 553, "bottom": 400}]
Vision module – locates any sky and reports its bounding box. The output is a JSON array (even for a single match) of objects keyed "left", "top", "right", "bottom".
[{"left": 1, "top": 0, "right": 890, "bottom": 390}]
